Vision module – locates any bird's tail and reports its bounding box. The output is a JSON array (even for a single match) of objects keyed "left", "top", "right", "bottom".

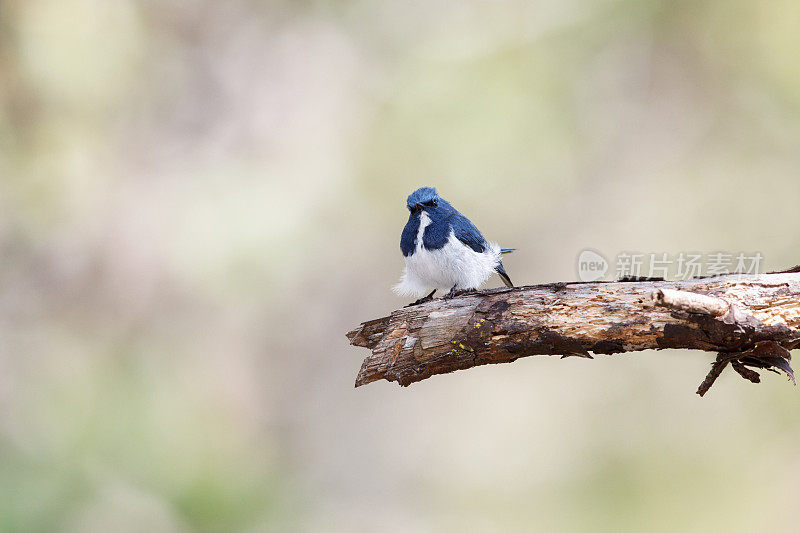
[
  {"left": 495, "top": 263, "right": 513, "bottom": 288},
  {"left": 500, "top": 248, "right": 516, "bottom": 254}
]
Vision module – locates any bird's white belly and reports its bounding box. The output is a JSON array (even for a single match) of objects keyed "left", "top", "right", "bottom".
[{"left": 406, "top": 238, "right": 498, "bottom": 289}]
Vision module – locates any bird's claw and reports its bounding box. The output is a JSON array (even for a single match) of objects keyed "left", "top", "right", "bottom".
[
  {"left": 444, "top": 287, "right": 476, "bottom": 299},
  {"left": 405, "top": 290, "right": 436, "bottom": 307}
]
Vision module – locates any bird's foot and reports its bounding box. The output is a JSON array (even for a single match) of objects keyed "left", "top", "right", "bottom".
[
  {"left": 444, "top": 287, "right": 476, "bottom": 299},
  {"left": 405, "top": 289, "right": 436, "bottom": 307}
]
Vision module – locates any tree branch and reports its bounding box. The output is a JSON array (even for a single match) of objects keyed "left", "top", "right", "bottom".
[{"left": 347, "top": 270, "right": 800, "bottom": 395}]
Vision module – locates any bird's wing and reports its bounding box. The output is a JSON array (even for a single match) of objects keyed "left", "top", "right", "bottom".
[
  {"left": 400, "top": 213, "right": 420, "bottom": 256},
  {"left": 449, "top": 211, "right": 487, "bottom": 253}
]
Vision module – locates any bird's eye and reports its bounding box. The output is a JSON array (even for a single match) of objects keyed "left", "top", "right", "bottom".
[{"left": 422, "top": 199, "right": 437, "bottom": 207}]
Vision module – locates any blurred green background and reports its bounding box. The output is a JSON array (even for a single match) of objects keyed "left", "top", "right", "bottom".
[{"left": 1, "top": 0, "right": 800, "bottom": 531}]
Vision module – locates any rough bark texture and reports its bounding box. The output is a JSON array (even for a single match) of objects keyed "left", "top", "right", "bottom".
[{"left": 347, "top": 270, "right": 800, "bottom": 395}]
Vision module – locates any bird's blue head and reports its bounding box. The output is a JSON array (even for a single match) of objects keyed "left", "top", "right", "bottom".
[{"left": 406, "top": 187, "right": 440, "bottom": 213}]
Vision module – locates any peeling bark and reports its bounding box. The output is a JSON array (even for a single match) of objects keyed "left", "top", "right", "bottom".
[{"left": 347, "top": 271, "right": 800, "bottom": 395}]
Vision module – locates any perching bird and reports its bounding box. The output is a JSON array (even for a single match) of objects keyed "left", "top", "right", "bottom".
[{"left": 393, "top": 186, "right": 514, "bottom": 305}]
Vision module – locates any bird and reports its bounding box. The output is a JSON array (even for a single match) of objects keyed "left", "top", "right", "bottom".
[{"left": 393, "top": 186, "right": 515, "bottom": 305}]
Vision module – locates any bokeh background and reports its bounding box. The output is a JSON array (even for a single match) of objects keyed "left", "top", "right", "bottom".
[{"left": 2, "top": 0, "right": 800, "bottom": 531}]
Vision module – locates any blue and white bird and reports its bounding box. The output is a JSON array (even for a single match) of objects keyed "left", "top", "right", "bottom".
[{"left": 394, "top": 187, "right": 514, "bottom": 305}]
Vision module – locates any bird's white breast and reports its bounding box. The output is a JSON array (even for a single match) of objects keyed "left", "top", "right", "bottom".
[{"left": 393, "top": 212, "right": 501, "bottom": 297}]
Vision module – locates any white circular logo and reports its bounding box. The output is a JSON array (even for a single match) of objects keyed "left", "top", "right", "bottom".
[{"left": 577, "top": 249, "right": 609, "bottom": 282}]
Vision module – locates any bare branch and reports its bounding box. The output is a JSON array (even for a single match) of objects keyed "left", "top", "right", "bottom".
[
  {"left": 651, "top": 288, "right": 729, "bottom": 316},
  {"left": 347, "top": 271, "right": 800, "bottom": 395}
]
